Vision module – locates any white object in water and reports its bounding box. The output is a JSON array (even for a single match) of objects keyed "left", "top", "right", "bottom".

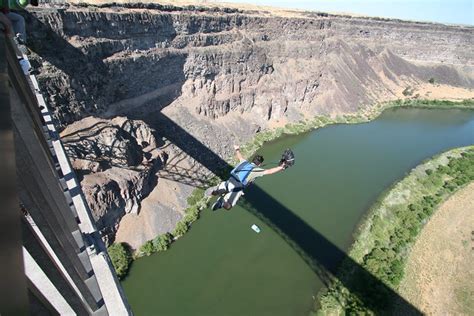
[{"left": 251, "top": 224, "right": 261, "bottom": 233}]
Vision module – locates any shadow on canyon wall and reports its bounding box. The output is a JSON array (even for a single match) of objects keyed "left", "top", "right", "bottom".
[
  {"left": 157, "top": 149, "right": 216, "bottom": 188},
  {"left": 26, "top": 12, "right": 420, "bottom": 314}
]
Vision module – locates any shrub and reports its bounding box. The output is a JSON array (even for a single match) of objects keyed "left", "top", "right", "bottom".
[
  {"left": 153, "top": 233, "right": 173, "bottom": 252},
  {"left": 184, "top": 209, "right": 199, "bottom": 224},
  {"left": 428, "top": 78, "right": 435, "bottom": 84},
  {"left": 107, "top": 243, "right": 132, "bottom": 279},
  {"left": 139, "top": 240, "right": 154, "bottom": 257},
  {"left": 173, "top": 221, "right": 189, "bottom": 237},
  {"left": 186, "top": 188, "right": 205, "bottom": 206}
]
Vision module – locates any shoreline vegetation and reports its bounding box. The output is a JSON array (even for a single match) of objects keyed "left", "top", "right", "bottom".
[
  {"left": 109, "top": 98, "right": 474, "bottom": 280},
  {"left": 316, "top": 146, "right": 474, "bottom": 314}
]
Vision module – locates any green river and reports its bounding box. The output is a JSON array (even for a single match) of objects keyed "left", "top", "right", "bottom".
[{"left": 122, "top": 107, "right": 474, "bottom": 315}]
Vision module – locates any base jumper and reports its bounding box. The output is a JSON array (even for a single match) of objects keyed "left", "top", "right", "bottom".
[{"left": 210, "top": 145, "right": 295, "bottom": 210}]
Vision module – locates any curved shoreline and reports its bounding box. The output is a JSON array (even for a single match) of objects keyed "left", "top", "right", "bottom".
[
  {"left": 239, "top": 99, "right": 474, "bottom": 159},
  {"left": 317, "top": 145, "right": 474, "bottom": 314}
]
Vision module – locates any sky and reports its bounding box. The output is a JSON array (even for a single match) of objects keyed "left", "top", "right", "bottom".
[{"left": 214, "top": 0, "right": 474, "bottom": 25}]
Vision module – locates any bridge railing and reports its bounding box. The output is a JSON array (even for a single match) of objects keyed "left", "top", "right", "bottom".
[{"left": 1, "top": 29, "right": 132, "bottom": 315}]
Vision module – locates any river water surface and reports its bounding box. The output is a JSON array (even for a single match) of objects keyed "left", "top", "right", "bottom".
[{"left": 122, "top": 108, "right": 474, "bottom": 315}]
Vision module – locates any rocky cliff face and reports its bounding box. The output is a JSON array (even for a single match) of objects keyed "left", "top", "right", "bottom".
[
  {"left": 60, "top": 116, "right": 162, "bottom": 243},
  {"left": 25, "top": 3, "right": 474, "bottom": 247}
]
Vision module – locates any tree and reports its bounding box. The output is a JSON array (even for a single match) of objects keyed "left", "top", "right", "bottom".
[
  {"left": 107, "top": 243, "right": 132, "bottom": 279},
  {"left": 173, "top": 221, "right": 189, "bottom": 237},
  {"left": 139, "top": 240, "right": 154, "bottom": 257},
  {"left": 153, "top": 233, "right": 173, "bottom": 252}
]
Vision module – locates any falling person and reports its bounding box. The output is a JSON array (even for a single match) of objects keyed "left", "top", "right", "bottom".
[{"left": 210, "top": 145, "right": 294, "bottom": 210}]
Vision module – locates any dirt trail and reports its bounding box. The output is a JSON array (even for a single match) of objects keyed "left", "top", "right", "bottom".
[{"left": 397, "top": 182, "right": 474, "bottom": 315}]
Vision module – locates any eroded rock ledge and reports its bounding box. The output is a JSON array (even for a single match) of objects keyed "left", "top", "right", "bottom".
[{"left": 61, "top": 117, "right": 162, "bottom": 243}]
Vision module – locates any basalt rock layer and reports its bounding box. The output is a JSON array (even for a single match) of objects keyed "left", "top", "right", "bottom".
[{"left": 26, "top": 3, "right": 474, "bottom": 246}]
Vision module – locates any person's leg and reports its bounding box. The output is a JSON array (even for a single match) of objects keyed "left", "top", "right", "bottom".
[
  {"left": 211, "top": 180, "right": 229, "bottom": 196},
  {"left": 223, "top": 191, "right": 243, "bottom": 210},
  {"left": 222, "top": 191, "right": 235, "bottom": 210},
  {"left": 211, "top": 180, "right": 234, "bottom": 210},
  {"left": 6, "top": 12, "right": 26, "bottom": 42},
  {"left": 211, "top": 178, "right": 242, "bottom": 210},
  {"left": 212, "top": 177, "right": 242, "bottom": 196},
  {"left": 211, "top": 196, "right": 224, "bottom": 211}
]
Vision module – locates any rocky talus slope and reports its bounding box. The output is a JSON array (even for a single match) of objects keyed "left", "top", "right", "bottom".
[{"left": 26, "top": 3, "right": 474, "bottom": 247}]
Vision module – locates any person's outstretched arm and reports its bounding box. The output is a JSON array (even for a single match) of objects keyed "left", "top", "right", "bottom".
[
  {"left": 234, "top": 145, "right": 245, "bottom": 162},
  {"left": 263, "top": 165, "right": 285, "bottom": 175}
]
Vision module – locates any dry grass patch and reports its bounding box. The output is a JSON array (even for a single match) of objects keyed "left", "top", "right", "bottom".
[{"left": 396, "top": 183, "right": 474, "bottom": 315}]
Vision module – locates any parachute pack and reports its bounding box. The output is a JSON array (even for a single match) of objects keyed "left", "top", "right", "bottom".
[{"left": 280, "top": 149, "right": 295, "bottom": 169}]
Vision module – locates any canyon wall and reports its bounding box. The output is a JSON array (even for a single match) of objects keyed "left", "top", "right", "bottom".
[{"left": 26, "top": 3, "right": 474, "bottom": 247}]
